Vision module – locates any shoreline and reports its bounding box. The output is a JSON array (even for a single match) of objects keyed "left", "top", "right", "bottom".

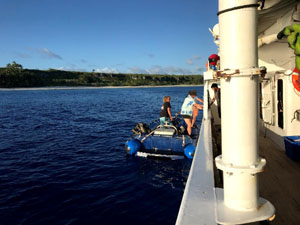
[{"left": 0, "top": 84, "right": 203, "bottom": 91}]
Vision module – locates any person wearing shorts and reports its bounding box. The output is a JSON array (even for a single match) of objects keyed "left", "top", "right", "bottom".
[
  {"left": 180, "top": 90, "right": 203, "bottom": 136},
  {"left": 160, "top": 96, "right": 173, "bottom": 125}
]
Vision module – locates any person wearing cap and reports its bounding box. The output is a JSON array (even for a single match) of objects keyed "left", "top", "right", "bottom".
[
  {"left": 180, "top": 90, "right": 203, "bottom": 136},
  {"left": 208, "top": 54, "right": 220, "bottom": 71}
]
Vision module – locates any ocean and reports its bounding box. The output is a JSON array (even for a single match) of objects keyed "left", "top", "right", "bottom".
[{"left": 0, "top": 86, "right": 203, "bottom": 225}]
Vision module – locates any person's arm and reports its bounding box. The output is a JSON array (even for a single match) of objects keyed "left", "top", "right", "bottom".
[
  {"left": 167, "top": 107, "right": 173, "bottom": 120},
  {"left": 194, "top": 103, "right": 203, "bottom": 110},
  {"left": 210, "top": 92, "right": 216, "bottom": 106},
  {"left": 196, "top": 97, "right": 204, "bottom": 103}
]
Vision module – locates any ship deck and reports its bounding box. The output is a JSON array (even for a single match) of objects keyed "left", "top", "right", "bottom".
[
  {"left": 259, "top": 133, "right": 300, "bottom": 225},
  {"left": 213, "top": 126, "right": 300, "bottom": 224},
  {"left": 176, "top": 118, "right": 300, "bottom": 225}
]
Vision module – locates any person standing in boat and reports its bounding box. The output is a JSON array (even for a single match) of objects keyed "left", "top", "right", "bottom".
[
  {"left": 210, "top": 83, "right": 221, "bottom": 118},
  {"left": 160, "top": 96, "right": 173, "bottom": 125},
  {"left": 180, "top": 90, "right": 203, "bottom": 136}
]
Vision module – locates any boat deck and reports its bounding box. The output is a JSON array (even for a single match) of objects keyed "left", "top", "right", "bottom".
[{"left": 259, "top": 133, "right": 300, "bottom": 225}]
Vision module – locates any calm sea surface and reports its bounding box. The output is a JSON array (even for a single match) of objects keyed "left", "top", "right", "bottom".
[{"left": 0, "top": 86, "right": 203, "bottom": 225}]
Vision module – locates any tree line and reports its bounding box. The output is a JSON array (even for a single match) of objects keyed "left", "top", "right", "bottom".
[{"left": 0, "top": 61, "right": 203, "bottom": 88}]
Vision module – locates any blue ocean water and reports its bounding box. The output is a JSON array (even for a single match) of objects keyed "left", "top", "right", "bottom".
[{"left": 0, "top": 86, "right": 203, "bottom": 225}]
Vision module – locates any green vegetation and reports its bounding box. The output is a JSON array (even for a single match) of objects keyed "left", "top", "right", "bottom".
[{"left": 0, "top": 62, "right": 203, "bottom": 88}]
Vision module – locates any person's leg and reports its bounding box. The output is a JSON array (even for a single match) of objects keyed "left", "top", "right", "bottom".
[
  {"left": 160, "top": 117, "right": 165, "bottom": 125},
  {"left": 192, "top": 106, "right": 199, "bottom": 127},
  {"left": 166, "top": 117, "right": 171, "bottom": 125},
  {"left": 184, "top": 118, "right": 192, "bottom": 135}
]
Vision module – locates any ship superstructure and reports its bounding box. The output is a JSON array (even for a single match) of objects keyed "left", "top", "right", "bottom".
[{"left": 176, "top": 0, "right": 300, "bottom": 224}]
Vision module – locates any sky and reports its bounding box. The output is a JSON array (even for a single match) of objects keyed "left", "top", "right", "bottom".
[{"left": 0, "top": 0, "right": 218, "bottom": 75}]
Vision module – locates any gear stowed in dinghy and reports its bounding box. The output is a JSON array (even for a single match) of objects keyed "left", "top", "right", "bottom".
[{"left": 125, "top": 115, "right": 199, "bottom": 159}]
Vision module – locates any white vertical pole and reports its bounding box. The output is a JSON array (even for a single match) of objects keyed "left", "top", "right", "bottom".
[
  {"left": 219, "top": 0, "right": 259, "bottom": 210},
  {"left": 203, "top": 80, "right": 208, "bottom": 120}
]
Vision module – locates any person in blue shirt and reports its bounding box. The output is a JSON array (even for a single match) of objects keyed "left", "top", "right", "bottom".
[{"left": 180, "top": 90, "right": 203, "bottom": 136}]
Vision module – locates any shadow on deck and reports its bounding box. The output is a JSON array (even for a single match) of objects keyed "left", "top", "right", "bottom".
[
  {"left": 212, "top": 123, "right": 300, "bottom": 225},
  {"left": 259, "top": 133, "right": 300, "bottom": 225}
]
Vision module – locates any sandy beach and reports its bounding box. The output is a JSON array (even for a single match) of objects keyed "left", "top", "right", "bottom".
[{"left": 0, "top": 84, "right": 203, "bottom": 91}]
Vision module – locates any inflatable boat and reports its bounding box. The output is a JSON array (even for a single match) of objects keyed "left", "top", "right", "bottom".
[{"left": 125, "top": 115, "right": 199, "bottom": 159}]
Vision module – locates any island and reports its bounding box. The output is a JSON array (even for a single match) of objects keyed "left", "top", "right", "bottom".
[{"left": 0, "top": 61, "right": 203, "bottom": 88}]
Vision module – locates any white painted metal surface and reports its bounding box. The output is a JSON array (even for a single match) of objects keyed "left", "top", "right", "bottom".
[
  {"left": 218, "top": 0, "right": 261, "bottom": 210},
  {"left": 215, "top": 188, "right": 275, "bottom": 224},
  {"left": 261, "top": 78, "right": 275, "bottom": 125},
  {"left": 258, "top": 34, "right": 278, "bottom": 47},
  {"left": 216, "top": 0, "right": 275, "bottom": 223},
  {"left": 176, "top": 115, "right": 217, "bottom": 225},
  {"left": 260, "top": 69, "right": 300, "bottom": 149},
  {"left": 258, "top": 1, "right": 300, "bottom": 150}
]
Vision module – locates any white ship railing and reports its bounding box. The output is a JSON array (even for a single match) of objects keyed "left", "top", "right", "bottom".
[{"left": 176, "top": 112, "right": 217, "bottom": 225}]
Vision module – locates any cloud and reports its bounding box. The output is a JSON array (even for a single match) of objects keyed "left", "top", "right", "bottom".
[
  {"left": 14, "top": 52, "right": 32, "bottom": 58},
  {"left": 148, "top": 65, "right": 164, "bottom": 74},
  {"left": 57, "top": 65, "right": 87, "bottom": 72},
  {"left": 95, "top": 67, "right": 119, "bottom": 73},
  {"left": 187, "top": 55, "right": 202, "bottom": 65},
  {"left": 186, "top": 58, "right": 193, "bottom": 65},
  {"left": 162, "top": 66, "right": 193, "bottom": 75},
  {"left": 128, "top": 66, "right": 148, "bottom": 74},
  {"left": 35, "top": 48, "right": 62, "bottom": 60},
  {"left": 12, "top": 48, "right": 62, "bottom": 60},
  {"left": 111, "top": 63, "right": 124, "bottom": 67},
  {"left": 143, "top": 53, "right": 155, "bottom": 58},
  {"left": 128, "top": 65, "right": 194, "bottom": 75},
  {"left": 195, "top": 66, "right": 205, "bottom": 73}
]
